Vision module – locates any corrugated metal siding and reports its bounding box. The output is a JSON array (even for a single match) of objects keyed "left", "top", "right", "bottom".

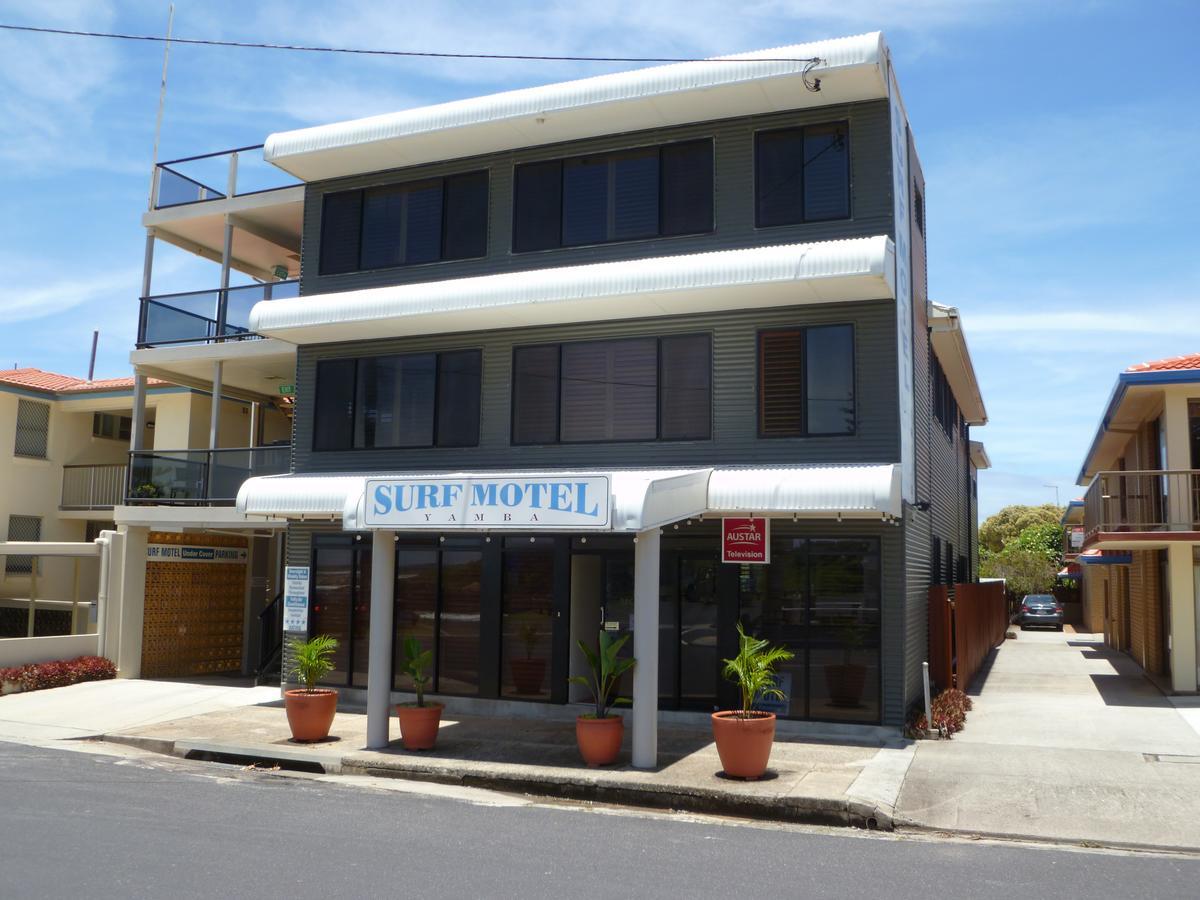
[
  {"left": 291, "top": 300, "right": 898, "bottom": 474},
  {"left": 299, "top": 100, "right": 893, "bottom": 295}
]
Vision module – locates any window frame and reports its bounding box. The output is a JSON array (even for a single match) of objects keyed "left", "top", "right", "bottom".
[
  {"left": 311, "top": 348, "right": 484, "bottom": 452},
  {"left": 511, "top": 137, "right": 715, "bottom": 254},
  {"left": 509, "top": 333, "right": 713, "bottom": 446},
  {"left": 756, "top": 323, "right": 857, "bottom": 439},
  {"left": 13, "top": 399, "right": 50, "bottom": 459},
  {"left": 753, "top": 120, "right": 852, "bottom": 229},
  {"left": 316, "top": 169, "right": 490, "bottom": 277}
]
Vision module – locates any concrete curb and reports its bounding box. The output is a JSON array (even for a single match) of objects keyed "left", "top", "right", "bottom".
[
  {"left": 892, "top": 818, "right": 1200, "bottom": 857},
  {"left": 98, "top": 732, "right": 887, "bottom": 831}
]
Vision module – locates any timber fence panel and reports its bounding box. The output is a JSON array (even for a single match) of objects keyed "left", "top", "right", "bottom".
[{"left": 927, "top": 585, "right": 953, "bottom": 693}]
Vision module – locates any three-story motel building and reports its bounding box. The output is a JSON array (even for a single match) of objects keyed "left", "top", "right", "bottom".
[{"left": 129, "top": 32, "right": 988, "bottom": 766}]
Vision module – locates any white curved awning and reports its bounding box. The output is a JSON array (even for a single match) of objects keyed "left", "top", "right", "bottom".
[
  {"left": 264, "top": 33, "right": 888, "bottom": 181},
  {"left": 237, "top": 464, "right": 902, "bottom": 531},
  {"left": 249, "top": 237, "right": 896, "bottom": 345}
]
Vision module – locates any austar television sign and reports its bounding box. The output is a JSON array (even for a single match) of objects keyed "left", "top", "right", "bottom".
[{"left": 363, "top": 476, "right": 611, "bottom": 529}]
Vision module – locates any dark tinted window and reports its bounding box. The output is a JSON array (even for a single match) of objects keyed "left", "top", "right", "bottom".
[
  {"left": 314, "top": 351, "right": 480, "bottom": 450},
  {"left": 660, "top": 333, "right": 711, "bottom": 440},
  {"left": 319, "top": 171, "right": 487, "bottom": 275},
  {"left": 319, "top": 191, "right": 362, "bottom": 275},
  {"left": 805, "top": 325, "right": 854, "bottom": 435},
  {"left": 661, "top": 140, "right": 714, "bottom": 236},
  {"left": 435, "top": 350, "right": 482, "bottom": 447},
  {"left": 512, "top": 335, "right": 710, "bottom": 445},
  {"left": 802, "top": 124, "right": 850, "bottom": 221},
  {"left": 355, "top": 354, "right": 437, "bottom": 449},
  {"left": 756, "top": 122, "right": 850, "bottom": 227},
  {"left": 443, "top": 171, "right": 489, "bottom": 260},
  {"left": 512, "top": 345, "right": 559, "bottom": 444},
  {"left": 514, "top": 140, "right": 713, "bottom": 252},
  {"left": 560, "top": 338, "right": 657, "bottom": 442},
  {"left": 512, "top": 161, "right": 562, "bottom": 252},
  {"left": 313, "top": 359, "right": 356, "bottom": 451},
  {"left": 759, "top": 325, "right": 855, "bottom": 437}
]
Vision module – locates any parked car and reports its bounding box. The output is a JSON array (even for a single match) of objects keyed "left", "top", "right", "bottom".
[{"left": 1019, "top": 594, "right": 1063, "bottom": 630}]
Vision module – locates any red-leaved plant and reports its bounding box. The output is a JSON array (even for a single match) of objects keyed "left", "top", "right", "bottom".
[
  {"left": 0, "top": 655, "right": 116, "bottom": 694},
  {"left": 909, "top": 688, "right": 973, "bottom": 737}
]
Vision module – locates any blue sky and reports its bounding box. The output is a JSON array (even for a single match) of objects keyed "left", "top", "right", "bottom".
[{"left": 0, "top": 0, "right": 1197, "bottom": 518}]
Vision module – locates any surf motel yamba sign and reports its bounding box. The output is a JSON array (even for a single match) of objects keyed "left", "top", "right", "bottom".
[{"left": 363, "top": 476, "right": 612, "bottom": 529}]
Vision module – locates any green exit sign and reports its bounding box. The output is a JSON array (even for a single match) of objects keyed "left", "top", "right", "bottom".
[{"left": 278, "top": 384, "right": 295, "bottom": 396}]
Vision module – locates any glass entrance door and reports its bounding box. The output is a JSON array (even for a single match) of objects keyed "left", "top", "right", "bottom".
[{"left": 676, "top": 556, "right": 718, "bottom": 710}]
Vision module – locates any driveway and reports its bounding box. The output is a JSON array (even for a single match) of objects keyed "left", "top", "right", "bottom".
[
  {"left": 0, "top": 678, "right": 279, "bottom": 744},
  {"left": 895, "top": 628, "right": 1200, "bottom": 850}
]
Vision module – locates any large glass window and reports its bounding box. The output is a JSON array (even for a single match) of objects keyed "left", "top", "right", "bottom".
[
  {"left": 318, "top": 170, "right": 489, "bottom": 275},
  {"left": 758, "top": 325, "right": 855, "bottom": 437},
  {"left": 313, "top": 350, "right": 482, "bottom": 451},
  {"left": 512, "top": 334, "right": 711, "bottom": 445},
  {"left": 500, "top": 544, "right": 555, "bottom": 700},
  {"left": 310, "top": 539, "right": 372, "bottom": 687},
  {"left": 755, "top": 122, "right": 850, "bottom": 227},
  {"left": 513, "top": 139, "right": 713, "bottom": 252},
  {"left": 738, "top": 537, "right": 881, "bottom": 723}
]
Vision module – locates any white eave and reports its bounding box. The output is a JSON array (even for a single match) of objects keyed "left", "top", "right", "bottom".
[
  {"left": 250, "top": 237, "right": 895, "bottom": 345},
  {"left": 263, "top": 33, "right": 888, "bottom": 181},
  {"left": 928, "top": 301, "right": 988, "bottom": 426},
  {"left": 237, "top": 463, "right": 903, "bottom": 530},
  {"left": 969, "top": 440, "right": 991, "bottom": 470}
]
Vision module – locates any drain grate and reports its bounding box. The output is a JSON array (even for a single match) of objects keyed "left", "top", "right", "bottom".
[{"left": 1143, "top": 753, "right": 1200, "bottom": 764}]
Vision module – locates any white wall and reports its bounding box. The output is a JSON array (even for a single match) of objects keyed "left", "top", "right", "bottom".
[{"left": 0, "top": 632, "right": 99, "bottom": 669}]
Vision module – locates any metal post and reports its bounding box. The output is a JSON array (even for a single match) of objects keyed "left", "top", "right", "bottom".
[
  {"left": 366, "top": 530, "right": 396, "bottom": 749},
  {"left": 923, "top": 661, "right": 933, "bottom": 735},
  {"left": 71, "top": 558, "right": 81, "bottom": 636},
  {"left": 27, "top": 556, "right": 38, "bottom": 638},
  {"left": 130, "top": 370, "right": 148, "bottom": 453},
  {"left": 208, "top": 361, "right": 223, "bottom": 500},
  {"left": 249, "top": 402, "right": 259, "bottom": 449},
  {"left": 632, "top": 528, "right": 661, "bottom": 769}
]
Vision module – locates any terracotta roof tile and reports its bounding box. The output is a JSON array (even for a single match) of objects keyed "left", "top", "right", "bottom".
[
  {"left": 1126, "top": 353, "right": 1200, "bottom": 373},
  {"left": 0, "top": 368, "right": 163, "bottom": 395}
]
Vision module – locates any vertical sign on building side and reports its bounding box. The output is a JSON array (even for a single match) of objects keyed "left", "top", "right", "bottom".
[
  {"left": 888, "top": 53, "right": 916, "bottom": 504},
  {"left": 283, "top": 565, "right": 309, "bottom": 633}
]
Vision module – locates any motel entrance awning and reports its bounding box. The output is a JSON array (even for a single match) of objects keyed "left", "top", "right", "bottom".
[{"left": 238, "top": 463, "right": 901, "bottom": 768}]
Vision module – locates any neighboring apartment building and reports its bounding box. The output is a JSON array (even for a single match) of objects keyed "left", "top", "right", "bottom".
[
  {"left": 116, "top": 31, "right": 988, "bottom": 763},
  {"left": 1073, "top": 354, "right": 1200, "bottom": 694}
]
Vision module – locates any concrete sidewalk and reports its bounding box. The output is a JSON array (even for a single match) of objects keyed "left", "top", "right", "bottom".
[
  {"left": 895, "top": 629, "right": 1200, "bottom": 852},
  {"left": 97, "top": 699, "right": 913, "bottom": 829},
  {"left": 0, "top": 678, "right": 279, "bottom": 743}
]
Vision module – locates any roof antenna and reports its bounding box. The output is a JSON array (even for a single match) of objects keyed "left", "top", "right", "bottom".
[
  {"left": 147, "top": 3, "right": 175, "bottom": 210},
  {"left": 87, "top": 331, "right": 99, "bottom": 382}
]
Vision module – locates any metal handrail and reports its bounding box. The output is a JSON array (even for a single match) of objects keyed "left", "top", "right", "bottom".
[
  {"left": 127, "top": 446, "right": 290, "bottom": 505},
  {"left": 136, "top": 280, "right": 299, "bottom": 348},
  {"left": 1083, "top": 469, "right": 1200, "bottom": 536},
  {"left": 60, "top": 463, "right": 128, "bottom": 510}
]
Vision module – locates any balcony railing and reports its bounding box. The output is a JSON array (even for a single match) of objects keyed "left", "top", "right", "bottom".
[
  {"left": 137, "top": 280, "right": 299, "bottom": 348},
  {"left": 61, "top": 464, "right": 128, "bottom": 510},
  {"left": 152, "top": 145, "right": 299, "bottom": 210},
  {"left": 1082, "top": 470, "right": 1200, "bottom": 538},
  {"left": 127, "top": 446, "right": 290, "bottom": 505}
]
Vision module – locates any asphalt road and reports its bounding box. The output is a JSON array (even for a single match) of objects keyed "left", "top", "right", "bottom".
[{"left": 1, "top": 741, "right": 1196, "bottom": 899}]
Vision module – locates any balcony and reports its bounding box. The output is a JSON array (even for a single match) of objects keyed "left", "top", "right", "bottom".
[
  {"left": 153, "top": 145, "right": 299, "bottom": 210},
  {"left": 127, "top": 446, "right": 290, "bottom": 505},
  {"left": 137, "top": 280, "right": 299, "bottom": 348},
  {"left": 1082, "top": 470, "right": 1200, "bottom": 540},
  {"left": 60, "top": 464, "right": 128, "bottom": 511}
]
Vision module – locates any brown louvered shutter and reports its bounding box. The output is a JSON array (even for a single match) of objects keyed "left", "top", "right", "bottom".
[{"left": 759, "top": 329, "right": 804, "bottom": 436}]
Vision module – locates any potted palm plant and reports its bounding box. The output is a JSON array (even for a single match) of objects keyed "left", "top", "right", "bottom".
[
  {"left": 568, "top": 630, "right": 636, "bottom": 766},
  {"left": 395, "top": 636, "right": 443, "bottom": 750},
  {"left": 712, "top": 623, "right": 794, "bottom": 779},
  {"left": 284, "top": 634, "right": 339, "bottom": 742}
]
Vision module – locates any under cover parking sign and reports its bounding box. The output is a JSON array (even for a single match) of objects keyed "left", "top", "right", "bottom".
[{"left": 283, "top": 566, "right": 309, "bottom": 633}]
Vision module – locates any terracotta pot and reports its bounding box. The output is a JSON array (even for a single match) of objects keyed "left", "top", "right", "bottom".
[
  {"left": 711, "top": 710, "right": 776, "bottom": 779},
  {"left": 284, "top": 688, "right": 338, "bottom": 742},
  {"left": 824, "top": 663, "right": 867, "bottom": 708},
  {"left": 510, "top": 657, "right": 547, "bottom": 694},
  {"left": 396, "top": 702, "right": 444, "bottom": 750},
  {"left": 575, "top": 715, "right": 624, "bottom": 767}
]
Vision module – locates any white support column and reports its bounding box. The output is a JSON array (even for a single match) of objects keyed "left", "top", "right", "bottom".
[
  {"left": 1168, "top": 542, "right": 1197, "bottom": 693},
  {"left": 366, "top": 529, "right": 396, "bottom": 749},
  {"left": 632, "top": 527, "right": 661, "bottom": 769},
  {"left": 130, "top": 370, "right": 148, "bottom": 453},
  {"left": 115, "top": 526, "right": 148, "bottom": 678},
  {"left": 249, "top": 402, "right": 259, "bottom": 448},
  {"left": 209, "top": 361, "right": 223, "bottom": 451}
]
